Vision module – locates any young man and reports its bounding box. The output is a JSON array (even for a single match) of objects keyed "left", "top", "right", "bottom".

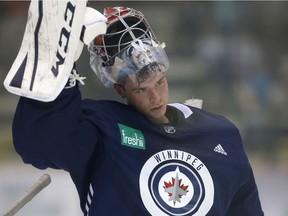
[{"left": 12, "top": 6, "right": 263, "bottom": 216}]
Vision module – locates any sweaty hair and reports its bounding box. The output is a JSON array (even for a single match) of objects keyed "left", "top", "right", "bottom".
[{"left": 135, "top": 62, "right": 163, "bottom": 84}]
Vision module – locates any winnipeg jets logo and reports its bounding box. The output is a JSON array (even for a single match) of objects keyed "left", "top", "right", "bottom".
[
  {"left": 163, "top": 167, "right": 189, "bottom": 205},
  {"left": 139, "top": 149, "right": 214, "bottom": 216}
]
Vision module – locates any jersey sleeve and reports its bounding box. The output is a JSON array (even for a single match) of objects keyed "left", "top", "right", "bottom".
[
  {"left": 12, "top": 85, "right": 99, "bottom": 173},
  {"left": 226, "top": 164, "right": 264, "bottom": 216},
  {"left": 223, "top": 126, "right": 264, "bottom": 216}
]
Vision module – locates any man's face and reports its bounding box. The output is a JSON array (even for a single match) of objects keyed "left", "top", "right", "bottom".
[{"left": 120, "top": 73, "right": 169, "bottom": 124}]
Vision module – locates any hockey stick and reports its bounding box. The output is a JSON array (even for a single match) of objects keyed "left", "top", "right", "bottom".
[{"left": 0, "top": 174, "right": 51, "bottom": 216}]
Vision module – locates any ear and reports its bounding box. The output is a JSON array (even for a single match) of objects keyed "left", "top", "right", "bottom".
[{"left": 113, "top": 84, "right": 126, "bottom": 99}]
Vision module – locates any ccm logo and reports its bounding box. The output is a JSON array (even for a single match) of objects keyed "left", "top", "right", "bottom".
[{"left": 51, "top": 2, "right": 76, "bottom": 77}]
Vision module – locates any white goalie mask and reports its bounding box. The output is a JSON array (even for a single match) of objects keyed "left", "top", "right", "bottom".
[{"left": 88, "top": 6, "right": 169, "bottom": 87}]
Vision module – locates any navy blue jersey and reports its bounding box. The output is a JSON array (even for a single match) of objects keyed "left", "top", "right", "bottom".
[{"left": 13, "top": 86, "right": 263, "bottom": 216}]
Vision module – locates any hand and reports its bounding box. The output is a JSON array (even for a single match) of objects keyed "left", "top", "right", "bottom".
[{"left": 74, "top": 7, "right": 107, "bottom": 61}]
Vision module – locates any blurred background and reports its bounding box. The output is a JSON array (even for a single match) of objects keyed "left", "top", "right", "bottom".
[{"left": 0, "top": 1, "right": 288, "bottom": 215}]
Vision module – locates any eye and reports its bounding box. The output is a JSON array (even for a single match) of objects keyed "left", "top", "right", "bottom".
[
  {"left": 155, "top": 81, "right": 162, "bottom": 86},
  {"left": 156, "top": 77, "right": 165, "bottom": 86},
  {"left": 136, "top": 88, "right": 147, "bottom": 93}
]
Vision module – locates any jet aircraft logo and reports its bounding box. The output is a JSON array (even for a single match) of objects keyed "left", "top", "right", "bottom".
[{"left": 163, "top": 167, "right": 189, "bottom": 206}]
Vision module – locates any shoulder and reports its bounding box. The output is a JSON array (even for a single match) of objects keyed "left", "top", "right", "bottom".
[
  {"left": 82, "top": 99, "right": 125, "bottom": 110},
  {"left": 81, "top": 99, "right": 140, "bottom": 120},
  {"left": 82, "top": 99, "right": 127, "bottom": 113},
  {"left": 169, "top": 102, "right": 237, "bottom": 130}
]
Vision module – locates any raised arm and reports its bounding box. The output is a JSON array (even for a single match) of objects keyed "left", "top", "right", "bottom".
[{"left": 12, "top": 84, "right": 98, "bottom": 172}]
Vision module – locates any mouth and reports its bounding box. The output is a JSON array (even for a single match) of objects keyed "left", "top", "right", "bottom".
[{"left": 151, "top": 104, "right": 163, "bottom": 112}]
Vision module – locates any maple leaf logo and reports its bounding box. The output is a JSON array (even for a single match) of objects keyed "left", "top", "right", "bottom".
[{"left": 163, "top": 167, "right": 189, "bottom": 205}]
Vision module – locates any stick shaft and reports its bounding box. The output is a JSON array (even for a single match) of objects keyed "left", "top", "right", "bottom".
[{"left": 1, "top": 174, "right": 51, "bottom": 216}]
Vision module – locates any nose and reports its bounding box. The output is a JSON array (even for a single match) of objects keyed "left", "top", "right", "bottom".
[{"left": 149, "top": 88, "right": 161, "bottom": 104}]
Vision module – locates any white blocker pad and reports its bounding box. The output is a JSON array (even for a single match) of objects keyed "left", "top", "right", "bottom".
[{"left": 4, "top": 0, "right": 88, "bottom": 102}]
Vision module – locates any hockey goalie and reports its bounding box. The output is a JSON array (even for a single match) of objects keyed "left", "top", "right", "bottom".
[{"left": 4, "top": 1, "right": 264, "bottom": 215}]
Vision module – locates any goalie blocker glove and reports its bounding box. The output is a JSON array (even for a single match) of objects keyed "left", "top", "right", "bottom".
[{"left": 4, "top": 1, "right": 107, "bottom": 102}]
